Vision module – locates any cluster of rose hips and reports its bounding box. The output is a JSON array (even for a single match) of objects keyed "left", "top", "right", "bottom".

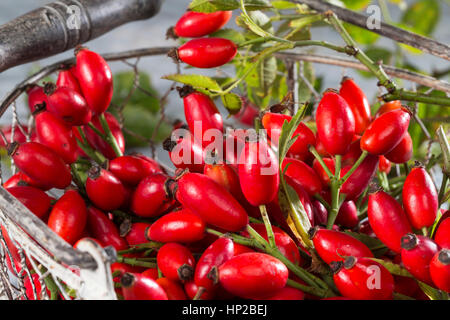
[{"left": 0, "top": 8, "right": 448, "bottom": 300}]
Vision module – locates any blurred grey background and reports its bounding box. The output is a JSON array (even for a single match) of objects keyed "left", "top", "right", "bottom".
[{"left": 0, "top": 0, "right": 448, "bottom": 124}]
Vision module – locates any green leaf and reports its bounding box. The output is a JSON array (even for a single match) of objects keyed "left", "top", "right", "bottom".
[
  {"left": 112, "top": 72, "right": 160, "bottom": 113},
  {"left": 210, "top": 28, "right": 246, "bottom": 45},
  {"left": 189, "top": 0, "right": 271, "bottom": 13},
  {"left": 259, "top": 56, "right": 277, "bottom": 96},
  {"left": 368, "top": 258, "right": 414, "bottom": 278},
  {"left": 120, "top": 104, "right": 172, "bottom": 147},
  {"left": 418, "top": 281, "right": 447, "bottom": 300},
  {"left": 297, "top": 61, "right": 315, "bottom": 102},
  {"left": 221, "top": 93, "right": 243, "bottom": 115},
  {"left": 343, "top": 22, "right": 379, "bottom": 45},
  {"left": 162, "top": 74, "right": 222, "bottom": 95},
  {"left": 271, "top": 1, "right": 298, "bottom": 10},
  {"left": 341, "top": 0, "right": 371, "bottom": 10},
  {"left": 343, "top": 231, "right": 389, "bottom": 258},
  {"left": 401, "top": 0, "right": 440, "bottom": 36}
]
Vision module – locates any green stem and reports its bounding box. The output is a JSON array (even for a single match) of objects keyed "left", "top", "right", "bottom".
[
  {"left": 340, "top": 151, "right": 368, "bottom": 184},
  {"left": 259, "top": 205, "right": 276, "bottom": 249},
  {"left": 310, "top": 145, "right": 334, "bottom": 178},
  {"left": 206, "top": 228, "right": 260, "bottom": 248},
  {"left": 98, "top": 113, "right": 123, "bottom": 158},
  {"left": 377, "top": 171, "right": 390, "bottom": 192},
  {"left": 314, "top": 193, "right": 331, "bottom": 210},
  {"left": 76, "top": 127, "right": 106, "bottom": 164},
  {"left": 383, "top": 91, "right": 450, "bottom": 107},
  {"left": 327, "top": 155, "right": 342, "bottom": 229},
  {"left": 116, "top": 256, "right": 157, "bottom": 268}
]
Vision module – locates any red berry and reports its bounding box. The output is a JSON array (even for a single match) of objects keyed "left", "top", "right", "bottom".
[
  {"left": 123, "top": 222, "right": 152, "bottom": 246},
  {"left": 147, "top": 210, "right": 206, "bottom": 243},
  {"left": 339, "top": 77, "right": 372, "bottom": 135},
  {"left": 316, "top": 90, "right": 356, "bottom": 156},
  {"left": 86, "top": 167, "right": 126, "bottom": 211},
  {"left": 175, "top": 172, "right": 248, "bottom": 232},
  {"left": 177, "top": 38, "right": 237, "bottom": 69},
  {"left": 85, "top": 206, "right": 128, "bottom": 251},
  {"left": 10, "top": 142, "right": 72, "bottom": 189},
  {"left": 7, "top": 186, "right": 51, "bottom": 220},
  {"left": 44, "top": 83, "right": 91, "bottom": 126},
  {"left": 174, "top": 11, "right": 232, "bottom": 38},
  {"left": 368, "top": 190, "right": 412, "bottom": 253},
  {"left": 194, "top": 237, "right": 234, "bottom": 293},
  {"left": 430, "top": 249, "right": 450, "bottom": 292},
  {"left": 239, "top": 140, "right": 280, "bottom": 206},
  {"left": 335, "top": 201, "right": 359, "bottom": 229},
  {"left": 435, "top": 217, "right": 450, "bottom": 249},
  {"left": 401, "top": 234, "right": 439, "bottom": 285},
  {"left": 74, "top": 48, "right": 113, "bottom": 114},
  {"left": 378, "top": 155, "right": 391, "bottom": 173},
  {"left": 109, "top": 155, "right": 160, "bottom": 186},
  {"left": 375, "top": 100, "right": 402, "bottom": 118},
  {"left": 56, "top": 67, "right": 82, "bottom": 94},
  {"left": 34, "top": 110, "right": 78, "bottom": 164},
  {"left": 282, "top": 157, "right": 322, "bottom": 196},
  {"left": 265, "top": 286, "right": 305, "bottom": 300},
  {"left": 312, "top": 158, "right": 335, "bottom": 187},
  {"left": 27, "top": 85, "right": 48, "bottom": 113},
  {"left": 156, "top": 277, "right": 187, "bottom": 300},
  {"left": 340, "top": 154, "right": 379, "bottom": 200},
  {"left": 361, "top": 109, "right": 410, "bottom": 155},
  {"left": 384, "top": 132, "right": 413, "bottom": 164},
  {"left": 163, "top": 130, "right": 206, "bottom": 173},
  {"left": 121, "top": 273, "right": 168, "bottom": 300},
  {"left": 48, "top": 190, "right": 87, "bottom": 245},
  {"left": 402, "top": 166, "right": 438, "bottom": 229},
  {"left": 310, "top": 228, "right": 373, "bottom": 264},
  {"left": 218, "top": 253, "right": 288, "bottom": 299},
  {"left": 131, "top": 173, "right": 173, "bottom": 218},
  {"left": 331, "top": 256, "right": 394, "bottom": 300},
  {"left": 157, "top": 243, "right": 195, "bottom": 282}
]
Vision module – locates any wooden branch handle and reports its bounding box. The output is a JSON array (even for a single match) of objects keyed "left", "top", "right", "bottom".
[{"left": 0, "top": 0, "right": 163, "bottom": 72}]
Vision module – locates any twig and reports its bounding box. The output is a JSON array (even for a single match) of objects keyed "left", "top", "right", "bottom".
[{"left": 291, "top": 0, "right": 450, "bottom": 61}]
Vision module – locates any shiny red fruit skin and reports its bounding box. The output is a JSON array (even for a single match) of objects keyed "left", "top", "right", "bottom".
[
  {"left": 86, "top": 206, "right": 128, "bottom": 251},
  {"left": 109, "top": 155, "right": 159, "bottom": 186},
  {"left": 83, "top": 113, "right": 125, "bottom": 160},
  {"left": 27, "top": 85, "right": 48, "bottom": 113},
  {"left": 339, "top": 77, "right": 371, "bottom": 135},
  {"left": 233, "top": 243, "right": 254, "bottom": 256},
  {"left": 234, "top": 99, "right": 259, "bottom": 126},
  {"left": 48, "top": 190, "right": 87, "bottom": 245},
  {"left": 194, "top": 237, "right": 234, "bottom": 292},
  {"left": 184, "top": 281, "right": 215, "bottom": 300},
  {"left": 74, "top": 48, "right": 113, "bottom": 114},
  {"left": 35, "top": 111, "right": 78, "bottom": 164},
  {"left": 361, "top": 109, "right": 410, "bottom": 155},
  {"left": 57, "top": 67, "right": 82, "bottom": 93},
  {"left": 265, "top": 287, "right": 305, "bottom": 300},
  {"left": 312, "top": 158, "right": 335, "bottom": 187},
  {"left": 178, "top": 38, "right": 237, "bottom": 69},
  {"left": 340, "top": 154, "right": 379, "bottom": 200},
  {"left": 204, "top": 163, "right": 247, "bottom": 205},
  {"left": 430, "top": 250, "right": 450, "bottom": 292},
  {"left": 375, "top": 100, "right": 402, "bottom": 118},
  {"left": 242, "top": 224, "right": 301, "bottom": 265},
  {"left": 239, "top": 140, "right": 280, "bottom": 206},
  {"left": 333, "top": 257, "right": 394, "bottom": 300},
  {"left": 262, "top": 113, "right": 316, "bottom": 157},
  {"left": 147, "top": 210, "right": 206, "bottom": 243},
  {"left": 131, "top": 173, "right": 173, "bottom": 218},
  {"left": 157, "top": 243, "right": 195, "bottom": 282},
  {"left": 312, "top": 229, "right": 373, "bottom": 264},
  {"left": 336, "top": 201, "right": 359, "bottom": 229},
  {"left": 218, "top": 253, "right": 288, "bottom": 299},
  {"left": 7, "top": 186, "right": 51, "bottom": 220},
  {"left": 316, "top": 91, "right": 356, "bottom": 156},
  {"left": 402, "top": 167, "right": 438, "bottom": 229},
  {"left": 385, "top": 132, "right": 413, "bottom": 164},
  {"left": 368, "top": 191, "right": 412, "bottom": 253},
  {"left": 12, "top": 142, "right": 72, "bottom": 189},
  {"left": 0, "top": 125, "right": 28, "bottom": 147},
  {"left": 282, "top": 157, "right": 322, "bottom": 196},
  {"left": 124, "top": 222, "right": 151, "bottom": 246},
  {"left": 121, "top": 273, "right": 168, "bottom": 300},
  {"left": 342, "top": 137, "right": 363, "bottom": 167},
  {"left": 174, "top": 11, "right": 232, "bottom": 38},
  {"left": 86, "top": 168, "right": 126, "bottom": 211},
  {"left": 435, "top": 218, "right": 450, "bottom": 249},
  {"left": 3, "top": 172, "right": 51, "bottom": 191},
  {"left": 312, "top": 200, "right": 328, "bottom": 226},
  {"left": 401, "top": 234, "right": 439, "bottom": 285},
  {"left": 176, "top": 173, "right": 248, "bottom": 232},
  {"left": 164, "top": 131, "right": 205, "bottom": 173},
  {"left": 378, "top": 155, "right": 391, "bottom": 173},
  {"left": 183, "top": 91, "right": 223, "bottom": 147},
  {"left": 46, "top": 86, "right": 91, "bottom": 126},
  {"left": 156, "top": 277, "right": 187, "bottom": 300}
]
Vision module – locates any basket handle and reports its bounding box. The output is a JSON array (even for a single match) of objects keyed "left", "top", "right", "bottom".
[{"left": 0, "top": 0, "right": 163, "bottom": 72}]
